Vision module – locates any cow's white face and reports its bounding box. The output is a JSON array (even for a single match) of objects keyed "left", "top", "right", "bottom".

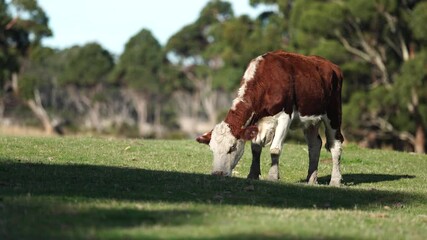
[{"left": 209, "top": 122, "right": 245, "bottom": 176}]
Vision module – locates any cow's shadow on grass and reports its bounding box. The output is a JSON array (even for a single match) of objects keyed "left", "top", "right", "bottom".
[
  {"left": 316, "top": 173, "right": 416, "bottom": 186},
  {"left": 0, "top": 160, "right": 423, "bottom": 210}
]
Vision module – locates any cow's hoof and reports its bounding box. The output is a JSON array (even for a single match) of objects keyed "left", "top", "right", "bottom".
[
  {"left": 267, "top": 174, "right": 279, "bottom": 181},
  {"left": 329, "top": 178, "right": 341, "bottom": 187},
  {"left": 307, "top": 179, "right": 318, "bottom": 185},
  {"left": 267, "top": 168, "right": 279, "bottom": 181},
  {"left": 306, "top": 171, "right": 318, "bottom": 185}
]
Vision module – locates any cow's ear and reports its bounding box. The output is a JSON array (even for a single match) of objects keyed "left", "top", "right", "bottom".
[
  {"left": 196, "top": 131, "right": 212, "bottom": 145},
  {"left": 241, "top": 125, "right": 258, "bottom": 141}
]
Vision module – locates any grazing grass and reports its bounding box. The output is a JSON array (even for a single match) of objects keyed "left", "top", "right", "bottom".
[{"left": 0, "top": 136, "right": 426, "bottom": 239}]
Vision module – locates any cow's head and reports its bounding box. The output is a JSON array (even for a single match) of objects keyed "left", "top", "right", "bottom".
[{"left": 197, "top": 121, "right": 258, "bottom": 176}]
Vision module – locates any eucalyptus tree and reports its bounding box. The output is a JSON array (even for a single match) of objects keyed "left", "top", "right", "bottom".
[
  {"left": 0, "top": 0, "right": 52, "bottom": 130},
  {"left": 110, "top": 29, "right": 165, "bottom": 137},
  {"left": 166, "top": 0, "right": 235, "bottom": 134},
  {"left": 18, "top": 46, "right": 58, "bottom": 133},
  {"left": 390, "top": 1, "right": 427, "bottom": 153},
  {"left": 58, "top": 42, "right": 114, "bottom": 132},
  {"left": 0, "top": 0, "right": 51, "bottom": 80}
]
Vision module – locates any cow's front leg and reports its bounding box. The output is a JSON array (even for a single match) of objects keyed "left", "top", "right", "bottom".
[
  {"left": 304, "top": 124, "right": 322, "bottom": 184},
  {"left": 247, "top": 143, "right": 262, "bottom": 179},
  {"left": 268, "top": 112, "right": 291, "bottom": 181}
]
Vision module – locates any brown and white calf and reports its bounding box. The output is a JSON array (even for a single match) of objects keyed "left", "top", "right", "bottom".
[{"left": 197, "top": 50, "right": 344, "bottom": 186}]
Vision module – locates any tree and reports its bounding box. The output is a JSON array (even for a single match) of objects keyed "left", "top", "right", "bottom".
[
  {"left": 166, "top": 0, "right": 236, "bottom": 134},
  {"left": 18, "top": 46, "right": 60, "bottom": 134},
  {"left": 393, "top": 50, "right": 427, "bottom": 153},
  {"left": 60, "top": 43, "right": 113, "bottom": 87},
  {"left": 1, "top": 0, "right": 53, "bottom": 132},
  {"left": 111, "top": 29, "right": 165, "bottom": 137},
  {"left": 58, "top": 43, "right": 114, "bottom": 132},
  {"left": 0, "top": 0, "right": 51, "bottom": 86}
]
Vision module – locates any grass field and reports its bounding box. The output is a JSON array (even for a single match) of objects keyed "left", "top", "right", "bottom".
[{"left": 1, "top": 136, "right": 426, "bottom": 239}]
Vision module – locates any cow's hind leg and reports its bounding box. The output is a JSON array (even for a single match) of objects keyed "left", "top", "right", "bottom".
[
  {"left": 247, "top": 143, "right": 262, "bottom": 179},
  {"left": 322, "top": 116, "right": 343, "bottom": 186},
  {"left": 304, "top": 124, "right": 322, "bottom": 184},
  {"left": 268, "top": 112, "right": 291, "bottom": 181},
  {"left": 329, "top": 139, "right": 342, "bottom": 186}
]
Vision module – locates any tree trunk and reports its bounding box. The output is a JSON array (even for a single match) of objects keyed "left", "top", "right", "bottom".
[
  {"left": 66, "top": 85, "right": 86, "bottom": 114},
  {"left": 26, "top": 94, "right": 54, "bottom": 134},
  {"left": 0, "top": 100, "right": 4, "bottom": 120},
  {"left": 414, "top": 124, "right": 425, "bottom": 154},
  {"left": 153, "top": 98, "right": 164, "bottom": 138},
  {"left": 409, "top": 88, "right": 425, "bottom": 154},
  {"left": 126, "top": 89, "right": 152, "bottom": 137},
  {"left": 202, "top": 93, "right": 216, "bottom": 125},
  {"left": 88, "top": 101, "right": 102, "bottom": 133}
]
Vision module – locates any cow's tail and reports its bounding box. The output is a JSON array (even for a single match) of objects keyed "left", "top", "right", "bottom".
[{"left": 325, "top": 66, "right": 344, "bottom": 152}]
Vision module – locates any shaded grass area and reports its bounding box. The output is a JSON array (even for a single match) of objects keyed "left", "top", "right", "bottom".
[
  {"left": 0, "top": 161, "right": 422, "bottom": 209},
  {"left": 0, "top": 136, "right": 426, "bottom": 239}
]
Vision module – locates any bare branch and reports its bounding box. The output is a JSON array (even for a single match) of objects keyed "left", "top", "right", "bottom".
[
  {"left": 5, "top": 17, "right": 18, "bottom": 30},
  {"left": 381, "top": 11, "right": 410, "bottom": 61},
  {"left": 346, "top": 18, "right": 391, "bottom": 85},
  {"left": 398, "top": 32, "right": 410, "bottom": 61},
  {"left": 399, "top": 132, "right": 416, "bottom": 145},
  {"left": 334, "top": 30, "right": 371, "bottom": 62},
  {"left": 384, "top": 35, "right": 403, "bottom": 58},
  {"left": 382, "top": 12, "right": 397, "bottom": 33}
]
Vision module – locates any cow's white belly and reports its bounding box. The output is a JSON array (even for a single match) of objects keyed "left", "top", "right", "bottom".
[{"left": 290, "top": 111, "right": 325, "bottom": 130}]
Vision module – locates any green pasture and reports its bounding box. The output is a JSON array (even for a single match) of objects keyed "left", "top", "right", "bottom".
[{"left": 0, "top": 136, "right": 426, "bottom": 239}]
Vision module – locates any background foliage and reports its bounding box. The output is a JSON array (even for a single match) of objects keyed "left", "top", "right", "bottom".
[{"left": 0, "top": 0, "right": 426, "bottom": 153}]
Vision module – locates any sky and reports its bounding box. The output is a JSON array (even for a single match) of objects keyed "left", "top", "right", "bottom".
[{"left": 38, "top": 0, "right": 268, "bottom": 56}]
